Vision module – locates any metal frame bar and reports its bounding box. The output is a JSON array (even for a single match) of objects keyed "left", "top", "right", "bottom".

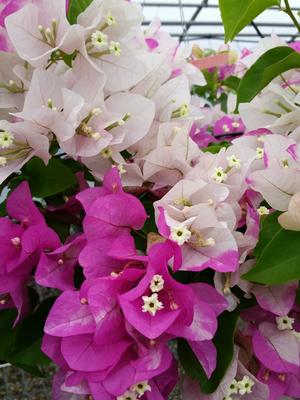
[
  {"left": 140, "top": 0, "right": 300, "bottom": 44},
  {"left": 171, "top": 33, "right": 300, "bottom": 37},
  {"left": 178, "top": 0, "right": 209, "bottom": 42},
  {"left": 142, "top": 2, "right": 300, "bottom": 11},
  {"left": 142, "top": 21, "right": 297, "bottom": 27}
]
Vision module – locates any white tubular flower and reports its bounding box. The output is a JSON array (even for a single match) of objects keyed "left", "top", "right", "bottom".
[
  {"left": 109, "top": 41, "right": 121, "bottom": 56},
  {"left": 276, "top": 315, "right": 295, "bottom": 330},
  {"left": 227, "top": 154, "right": 241, "bottom": 169},
  {"left": 227, "top": 379, "right": 239, "bottom": 395},
  {"left": 222, "top": 124, "right": 230, "bottom": 133},
  {"left": 91, "top": 107, "right": 102, "bottom": 116},
  {"left": 0, "top": 156, "right": 7, "bottom": 166},
  {"left": 238, "top": 376, "right": 255, "bottom": 395},
  {"left": 292, "top": 330, "right": 300, "bottom": 341},
  {"left": 232, "top": 121, "right": 240, "bottom": 128},
  {"left": 100, "top": 147, "right": 113, "bottom": 159},
  {"left": 257, "top": 206, "right": 269, "bottom": 216},
  {"left": 150, "top": 275, "right": 165, "bottom": 293},
  {"left": 179, "top": 103, "right": 189, "bottom": 117},
  {"left": 170, "top": 225, "right": 192, "bottom": 246},
  {"left": 142, "top": 293, "right": 164, "bottom": 316},
  {"left": 11, "top": 236, "right": 21, "bottom": 247},
  {"left": 212, "top": 166, "right": 228, "bottom": 183},
  {"left": 106, "top": 12, "right": 117, "bottom": 26},
  {"left": 130, "top": 381, "right": 151, "bottom": 397},
  {"left": 256, "top": 147, "right": 264, "bottom": 160},
  {"left": 91, "top": 31, "right": 108, "bottom": 49},
  {"left": 91, "top": 132, "right": 101, "bottom": 140},
  {"left": 117, "top": 164, "right": 126, "bottom": 175},
  {"left": 0, "top": 131, "right": 14, "bottom": 148},
  {"left": 117, "top": 390, "right": 137, "bottom": 400},
  {"left": 205, "top": 237, "right": 215, "bottom": 246},
  {"left": 173, "top": 197, "right": 192, "bottom": 207}
]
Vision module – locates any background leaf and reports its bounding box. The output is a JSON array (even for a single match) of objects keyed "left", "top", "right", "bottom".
[
  {"left": 24, "top": 158, "right": 77, "bottom": 198},
  {"left": 243, "top": 212, "right": 300, "bottom": 284},
  {"left": 178, "top": 309, "right": 239, "bottom": 393},
  {"left": 68, "top": 0, "right": 93, "bottom": 24},
  {"left": 218, "top": 0, "right": 280, "bottom": 42},
  {"left": 0, "top": 298, "right": 57, "bottom": 375},
  {"left": 236, "top": 46, "right": 300, "bottom": 106}
]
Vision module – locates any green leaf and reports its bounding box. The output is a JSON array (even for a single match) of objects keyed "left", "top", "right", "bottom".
[
  {"left": 243, "top": 211, "right": 300, "bottom": 284},
  {"left": 0, "top": 310, "right": 18, "bottom": 360},
  {"left": 236, "top": 47, "right": 300, "bottom": 106},
  {"left": 218, "top": 0, "right": 280, "bottom": 42},
  {"left": 202, "top": 141, "right": 230, "bottom": 154},
  {"left": 222, "top": 76, "right": 241, "bottom": 92},
  {"left": 0, "top": 200, "right": 6, "bottom": 216},
  {"left": 178, "top": 309, "right": 239, "bottom": 393},
  {"left": 24, "top": 157, "right": 77, "bottom": 198},
  {"left": 296, "top": 284, "right": 300, "bottom": 306},
  {"left": 140, "top": 198, "right": 157, "bottom": 236},
  {"left": 9, "top": 298, "right": 56, "bottom": 367},
  {"left": 62, "top": 50, "right": 78, "bottom": 68},
  {"left": 68, "top": 0, "right": 93, "bottom": 24}
]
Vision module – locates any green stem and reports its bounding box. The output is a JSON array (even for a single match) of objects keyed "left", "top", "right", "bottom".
[{"left": 283, "top": 0, "right": 300, "bottom": 33}]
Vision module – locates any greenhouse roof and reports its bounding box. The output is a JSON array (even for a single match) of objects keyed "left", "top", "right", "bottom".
[{"left": 138, "top": 0, "right": 300, "bottom": 48}]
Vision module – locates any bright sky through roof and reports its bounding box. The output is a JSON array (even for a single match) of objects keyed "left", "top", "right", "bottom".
[{"left": 136, "top": 0, "right": 300, "bottom": 50}]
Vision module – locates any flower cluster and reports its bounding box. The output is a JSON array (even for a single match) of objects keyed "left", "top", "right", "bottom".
[{"left": 0, "top": 0, "right": 299, "bottom": 400}]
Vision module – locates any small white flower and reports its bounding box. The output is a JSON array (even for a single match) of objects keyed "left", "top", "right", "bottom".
[
  {"left": 227, "top": 379, "right": 239, "bottom": 395},
  {"left": 91, "top": 107, "right": 102, "bottom": 116},
  {"left": 257, "top": 135, "right": 266, "bottom": 143},
  {"left": 91, "top": 30, "right": 108, "bottom": 49},
  {"left": 170, "top": 225, "right": 192, "bottom": 245},
  {"left": 276, "top": 315, "right": 295, "bottom": 330},
  {"left": 232, "top": 121, "right": 240, "bottom": 128},
  {"left": 212, "top": 166, "right": 228, "bottom": 183},
  {"left": 91, "top": 132, "right": 101, "bottom": 140},
  {"left": 179, "top": 103, "right": 189, "bottom": 117},
  {"left": 100, "top": 147, "right": 113, "bottom": 159},
  {"left": 109, "top": 41, "right": 121, "bottom": 56},
  {"left": 238, "top": 375, "right": 255, "bottom": 395},
  {"left": 257, "top": 206, "right": 269, "bottom": 216},
  {"left": 222, "top": 124, "right": 230, "bottom": 133},
  {"left": 11, "top": 236, "right": 21, "bottom": 247},
  {"left": 117, "top": 164, "right": 126, "bottom": 175},
  {"left": 172, "top": 126, "right": 181, "bottom": 134},
  {"left": 173, "top": 197, "right": 191, "bottom": 207},
  {"left": 292, "top": 330, "right": 300, "bottom": 341},
  {"left": 227, "top": 154, "right": 241, "bottom": 169},
  {"left": 117, "top": 390, "right": 137, "bottom": 400},
  {"left": 0, "top": 156, "right": 7, "bottom": 166},
  {"left": 106, "top": 12, "right": 117, "bottom": 26},
  {"left": 130, "top": 381, "right": 151, "bottom": 397},
  {"left": 150, "top": 274, "right": 165, "bottom": 293},
  {"left": 205, "top": 237, "right": 215, "bottom": 246},
  {"left": 142, "top": 293, "right": 164, "bottom": 316},
  {"left": 256, "top": 147, "right": 264, "bottom": 160}
]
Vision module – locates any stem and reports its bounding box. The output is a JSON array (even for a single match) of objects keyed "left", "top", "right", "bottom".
[
  {"left": 280, "top": 73, "right": 298, "bottom": 95},
  {"left": 134, "top": 230, "right": 147, "bottom": 240},
  {"left": 283, "top": 0, "right": 300, "bottom": 33}
]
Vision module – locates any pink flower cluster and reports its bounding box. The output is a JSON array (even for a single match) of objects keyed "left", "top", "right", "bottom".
[
  {"left": 41, "top": 168, "right": 228, "bottom": 399},
  {"left": 0, "top": 0, "right": 299, "bottom": 399}
]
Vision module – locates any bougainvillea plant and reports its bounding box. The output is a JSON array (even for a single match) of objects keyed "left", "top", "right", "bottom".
[{"left": 0, "top": 0, "right": 299, "bottom": 399}]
